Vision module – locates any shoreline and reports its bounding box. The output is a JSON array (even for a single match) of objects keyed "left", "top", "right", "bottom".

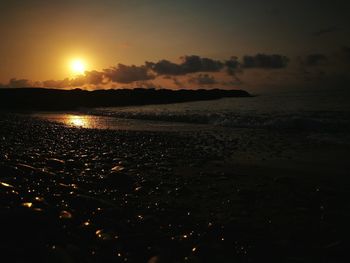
[{"left": 0, "top": 114, "right": 349, "bottom": 262}]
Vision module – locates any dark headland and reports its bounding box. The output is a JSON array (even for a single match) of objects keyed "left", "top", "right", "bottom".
[{"left": 0, "top": 88, "right": 251, "bottom": 110}]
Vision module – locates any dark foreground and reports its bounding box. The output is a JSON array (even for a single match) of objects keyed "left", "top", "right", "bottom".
[{"left": 0, "top": 114, "right": 349, "bottom": 263}]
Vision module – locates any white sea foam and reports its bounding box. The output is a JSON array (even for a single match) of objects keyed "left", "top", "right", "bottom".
[
  {"left": 89, "top": 90, "right": 349, "bottom": 130},
  {"left": 88, "top": 108, "right": 350, "bottom": 132}
]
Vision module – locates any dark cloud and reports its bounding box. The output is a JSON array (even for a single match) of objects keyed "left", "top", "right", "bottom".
[
  {"left": 147, "top": 55, "right": 223, "bottom": 75},
  {"left": 223, "top": 56, "right": 243, "bottom": 84},
  {"left": 181, "top": 56, "right": 224, "bottom": 73},
  {"left": 134, "top": 81, "right": 162, "bottom": 90},
  {"left": 313, "top": 26, "right": 339, "bottom": 37},
  {"left": 8, "top": 78, "right": 33, "bottom": 88},
  {"left": 163, "top": 76, "right": 183, "bottom": 87},
  {"left": 222, "top": 80, "right": 243, "bottom": 86},
  {"left": 303, "top": 54, "right": 328, "bottom": 66},
  {"left": 42, "top": 64, "right": 155, "bottom": 88},
  {"left": 146, "top": 60, "right": 183, "bottom": 75},
  {"left": 188, "top": 74, "right": 217, "bottom": 85},
  {"left": 6, "top": 53, "right": 292, "bottom": 89},
  {"left": 42, "top": 78, "right": 71, "bottom": 88},
  {"left": 225, "top": 56, "right": 240, "bottom": 75},
  {"left": 104, "top": 64, "right": 155, "bottom": 84},
  {"left": 85, "top": 70, "right": 105, "bottom": 85},
  {"left": 242, "top": 54, "right": 289, "bottom": 69},
  {"left": 70, "top": 75, "right": 87, "bottom": 87},
  {"left": 42, "top": 71, "right": 106, "bottom": 88}
]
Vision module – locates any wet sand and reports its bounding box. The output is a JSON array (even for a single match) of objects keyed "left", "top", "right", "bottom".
[{"left": 0, "top": 113, "right": 349, "bottom": 263}]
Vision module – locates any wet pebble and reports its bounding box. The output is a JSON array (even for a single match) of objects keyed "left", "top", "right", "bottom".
[{"left": 46, "top": 158, "right": 65, "bottom": 170}]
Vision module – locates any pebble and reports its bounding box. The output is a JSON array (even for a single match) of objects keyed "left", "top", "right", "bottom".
[
  {"left": 0, "top": 114, "right": 346, "bottom": 263},
  {"left": 46, "top": 158, "right": 65, "bottom": 170}
]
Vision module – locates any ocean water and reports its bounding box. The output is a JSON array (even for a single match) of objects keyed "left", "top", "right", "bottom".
[
  {"left": 34, "top": 89, "right": 350, "bottom": 145},
  {"left": 88, "top": 89, "right": 350, "bottom": 132}
]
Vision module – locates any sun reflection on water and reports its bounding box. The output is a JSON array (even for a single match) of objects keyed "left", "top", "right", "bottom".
[{"left": 65, "top": 115, "right": 91, "bottom": 128}]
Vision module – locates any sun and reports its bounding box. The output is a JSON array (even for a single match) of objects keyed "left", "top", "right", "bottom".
[{"left": 70, "top": 59, "right": 86, "bottom": 75}]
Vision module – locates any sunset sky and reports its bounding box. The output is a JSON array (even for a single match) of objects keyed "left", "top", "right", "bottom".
[{"left": 1, "top": 0, "right": 349, "bottom": 91}]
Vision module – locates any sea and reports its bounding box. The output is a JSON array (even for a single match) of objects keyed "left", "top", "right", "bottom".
[{"left": 34, "top": 88, "right": 350, "bottom": 146}]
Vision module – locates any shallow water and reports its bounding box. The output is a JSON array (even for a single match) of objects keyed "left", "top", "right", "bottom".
[
  {"left": 90, "top": 89, "right": 350, "bottom": 132},
  {"left": 33, "top": 89, "right": 350, "bottom": 147},
  {"left": 32, "top": 113, "right": 213, "bottom": 132}
]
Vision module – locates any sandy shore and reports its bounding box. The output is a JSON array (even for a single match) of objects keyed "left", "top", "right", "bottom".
[{"left": 0, "top": 113, "right": 349, "bottom": 263}]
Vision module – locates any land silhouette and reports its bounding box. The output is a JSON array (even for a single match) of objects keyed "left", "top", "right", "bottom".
[{"left": 0, "top": 88, "right": 251, "bottom": 110}]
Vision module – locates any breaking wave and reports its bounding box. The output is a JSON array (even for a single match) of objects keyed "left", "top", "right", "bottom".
[{"left": 89, "top": 109, "right": 350, "bottom": 132}]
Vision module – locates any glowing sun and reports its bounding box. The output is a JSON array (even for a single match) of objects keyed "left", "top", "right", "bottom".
[{"left": 70, "top": 59, "right": 86, "bottom": 75}]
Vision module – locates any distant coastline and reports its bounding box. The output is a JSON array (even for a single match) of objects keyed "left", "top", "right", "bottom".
[{"left": 0, "top": 87, "right": 251, "bottom": 110}]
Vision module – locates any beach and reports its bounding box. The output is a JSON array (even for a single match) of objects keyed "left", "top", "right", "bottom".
[
  {"left": 0, "top": 112, "right": 349, "bottom": 263},
  {"left": 2, "top": 0, "right": 350, "bottom": 262}
]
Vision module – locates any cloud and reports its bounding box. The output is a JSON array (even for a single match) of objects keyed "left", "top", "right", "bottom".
[
  {"left": 42, "top": 78, "right": 71, "bottom": 88},
  {"left": 242, "top": 54, "right": 289, "bottom": 69},
  {"left": 70, "top": 75, "right": 87, "bottom": 87},
  {"left": 313, "top": 26, "right": 339, "bottom": 37},
  {"left": 104, "top": 64, "right": 155, "bottom": 83},
  {"left": 6, "top": 53, "right": 292, "bottom": 90},
  {"left": 225, "top": 56, "right": 240, "bottom": 75},
  {"left": 224, "top": 56, "right": 243, "bottom": 84},
  {"left": 133, "top": 81, "right": 162, "bottom": 90},
  {"left": 147, "top": 55, "right": 224, "bottom": 75},
  {"left": 40, "top": 64, "right": 155, "bottom": 88},
  {"left": 172, "top": 77, "right": 183, "bottom": 87},
  {"left": 163, "top": 76, "right": 183, "bottom": 87},
  {"left": 221, "top": 80, "right": 243, "bottom": 86},
  {"left": 146, "top": 60, "right": 183, "bottom": 75},
  {"left": 8, "top": 78, "right": 33, "bottom": 88},
  {"left": 181, "top": 55, "right": 224, "bottom": 73},
  {"left": 85, "top": 70, "right": 105, "bottom": 85},
  {"left": 188, "top": 74, "right": 217, "bottom": 85}
]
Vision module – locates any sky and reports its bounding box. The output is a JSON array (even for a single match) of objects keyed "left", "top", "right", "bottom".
[{"left": 0, "top": 0, "right": 349, "bottom": 91}]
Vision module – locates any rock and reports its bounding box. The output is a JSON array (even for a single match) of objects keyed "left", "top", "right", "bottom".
[
  {"left": 273, "top": 176, "right": 296, "bottom": 185},
  {"left": 66, "top": 159, "right": 80, "bottom": 169},
  {"left": 95, "top": 229, "right": 113, "bottom": 240},
  {"left": 174, "top": 186, "right": 193, "bottom": 196},
  {"left": 46, "top": 158, "right": 65, "bottom": 170},
  {"left": 111, "top": 165, "right": 125, "bottom": 172},
  {"left": 36, "top": 169, "right": 55, "bottom": 177},
  {"left": 0, "top": 181, "right": 14, "bottom": 188},
  {"left": 0, "top": 208, "right": 57, "bottom": 251},
  {"left": 148, "top": 256, "right": 163, "bottom": 263},
  {"left": 105, "top": 172, "right": 135, "bottom": 190},
  {"left": 0, "top": 164, "right": 22, "bottom": 177},
  {"left": 59, "top": 210, "right": 73, "bottom": 219},
  {"left": 16, "top": 163, "right": 37, "bottom": 174}
]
